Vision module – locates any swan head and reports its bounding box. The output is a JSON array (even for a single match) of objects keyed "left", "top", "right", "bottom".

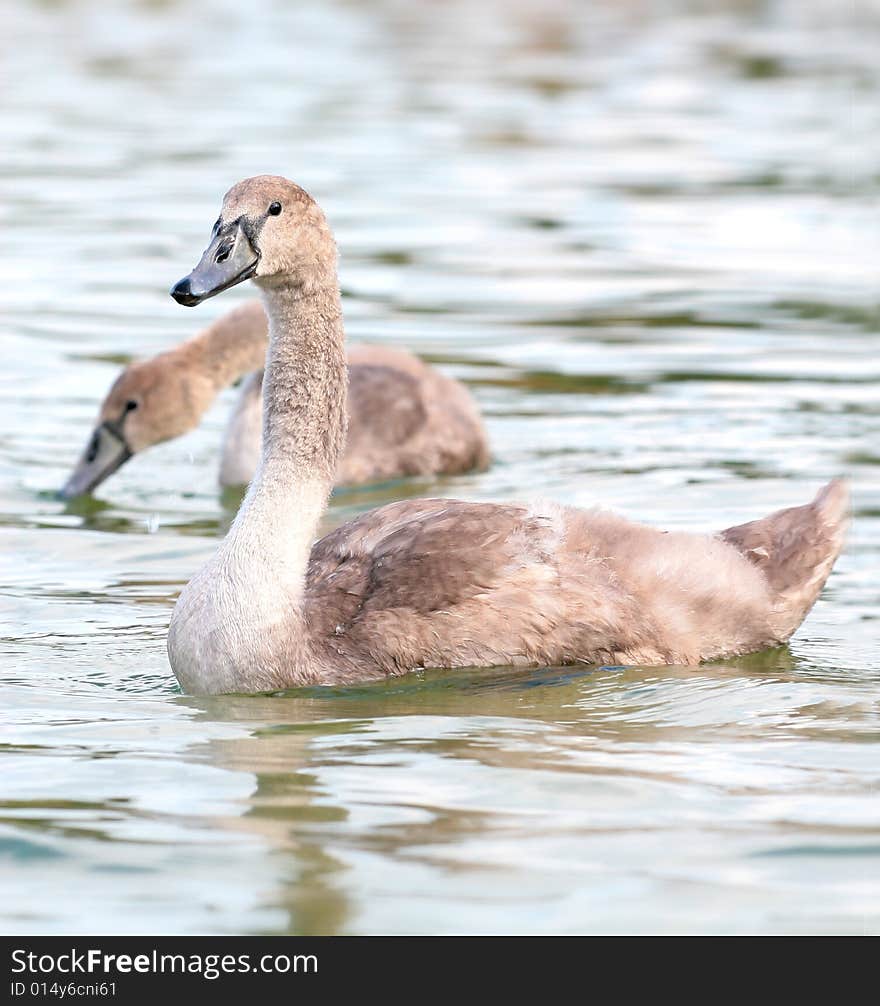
[
  {"left": 170, "top": 175, "right": 335, "bottom": 307},
  {"left": 59, "top": 356, "right": 211, "bottom": 499}
]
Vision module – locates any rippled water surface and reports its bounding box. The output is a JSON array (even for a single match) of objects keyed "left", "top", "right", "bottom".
[{"left": 1, "top": 0, "right": 878, "bottom": 934}]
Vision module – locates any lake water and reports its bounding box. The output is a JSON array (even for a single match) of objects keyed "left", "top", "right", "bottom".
[{"left": 1, "top": 0, "right": 877, "bottom": 935}]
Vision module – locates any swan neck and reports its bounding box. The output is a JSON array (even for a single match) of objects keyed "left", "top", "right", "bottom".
[
  {"left": 223, "top": 279, "right": 347, "bottom": 597},
  {"left": 259, "top": 280, "right": 348, "bottom": 482},
  {"left": 188, "top": 302, "right": 268, "bottom": 391}
]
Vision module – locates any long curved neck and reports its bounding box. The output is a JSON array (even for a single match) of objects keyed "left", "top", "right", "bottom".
[
  {"left": 183, "top": 300, "right": 269, "bottom": 391},
  {"left": 260, "top": 283, "right": 347, "bottom": 481},
  {"left": 223, "top": 278, "right": 348, "bottom": 600}
]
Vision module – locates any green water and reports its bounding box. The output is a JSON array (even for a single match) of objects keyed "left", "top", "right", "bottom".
[{"left": 0, "top": 0, "right": 877, "bottom": 934}]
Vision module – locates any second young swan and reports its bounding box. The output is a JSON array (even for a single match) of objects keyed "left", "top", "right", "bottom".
[
  {"left": 60, "top": 301, "right": 488, "bottom": 498},
  {"left": 167, "top": 176, "right": 848, "bottom": 696}
]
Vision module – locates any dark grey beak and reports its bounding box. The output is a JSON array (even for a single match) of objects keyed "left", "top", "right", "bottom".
[
  {"left": 59, "top": 422, "right": 132, "bottom": 499},
  {"left": 170, "top": 221, "right": 260, "bottom": 307}
]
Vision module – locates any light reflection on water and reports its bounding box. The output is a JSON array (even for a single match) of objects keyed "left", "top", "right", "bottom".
[{"left": 0, "top": 0, "right": 877, "bottom": 934}]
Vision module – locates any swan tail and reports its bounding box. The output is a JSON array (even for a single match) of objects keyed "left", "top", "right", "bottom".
[{"left": 719, "top": 479, "right": 850, "bottom": 642}]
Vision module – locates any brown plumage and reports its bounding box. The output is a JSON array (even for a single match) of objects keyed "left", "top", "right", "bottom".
[
  {"left": 720, "top": 479, "right": 849, "bottom": 642},
  {"left": 166, "top": 176, "right": 849, "bottom": 696},
  {"left": 300, "top": 486, "right": 849, "bottom": 683},
  {"left": 220, "top": 343, "right": 488, "bottom": 489}
]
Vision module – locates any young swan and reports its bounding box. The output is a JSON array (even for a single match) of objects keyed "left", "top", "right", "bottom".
[
  {"left": 60, "top": 302, "right": 488, "bottom": 498},
  {"left": 167, "top": 175, "right": 849, "bottom": 696}
]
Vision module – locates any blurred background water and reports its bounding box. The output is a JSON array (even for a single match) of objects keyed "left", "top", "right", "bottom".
[{"left": 0, "top": 0, "right": 877, "bottom": 935}]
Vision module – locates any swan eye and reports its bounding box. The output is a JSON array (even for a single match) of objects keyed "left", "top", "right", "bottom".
[
  {"left": 268, "top": 201, "right": 282, "bottom": 216},
  {"left": 125, "top": 400, "right": 139, "bottom": 413}
]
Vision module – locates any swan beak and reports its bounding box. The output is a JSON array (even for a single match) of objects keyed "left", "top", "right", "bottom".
[
  {"left": 170, "top": 221, "right": 260, "bottom": 307},
  {"left": 59, "top": 423, "right": 132, "bottom": 499}
]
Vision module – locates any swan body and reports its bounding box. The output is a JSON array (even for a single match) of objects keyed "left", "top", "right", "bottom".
[
  {"left": 219, "top": 370, "right": 263, "bottom": 488},
  {"left": 218, "top": 342, "right": 488, "bottom": 490},
  {"left": 167, "top": 176, "right": 848, "bottom": 696}
]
